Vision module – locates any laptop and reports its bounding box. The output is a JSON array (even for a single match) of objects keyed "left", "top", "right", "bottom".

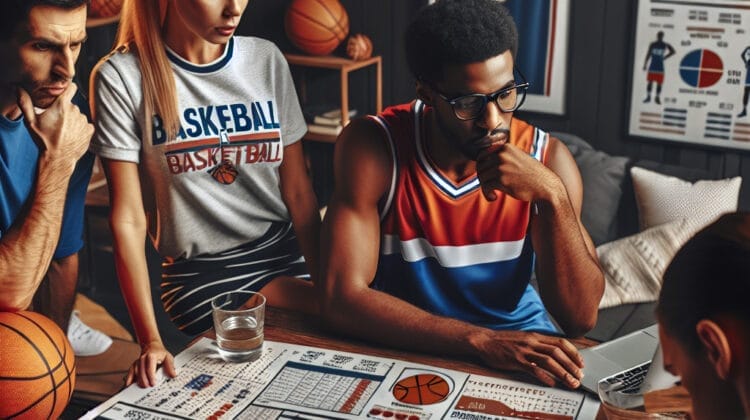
[{"left": 580, "top": 324, "right": 679, "bottom": 395}]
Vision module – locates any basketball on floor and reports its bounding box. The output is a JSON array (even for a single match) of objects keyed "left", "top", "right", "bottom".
[{"left": 0, "top": 311, "right": 76, "bottom": 419}]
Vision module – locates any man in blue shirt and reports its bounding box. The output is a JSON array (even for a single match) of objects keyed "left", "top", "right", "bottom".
[{"left": 0, "top": 0, "right": 110, "bottom": 356}]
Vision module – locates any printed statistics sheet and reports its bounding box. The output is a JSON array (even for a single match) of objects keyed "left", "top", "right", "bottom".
[{"left": 81, "top": 338, "right": 600, "bottom": 420}]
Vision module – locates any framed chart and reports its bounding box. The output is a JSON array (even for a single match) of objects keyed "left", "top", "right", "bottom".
[{"left": 628, "top": 0, "right": 750, "bottom": 150}]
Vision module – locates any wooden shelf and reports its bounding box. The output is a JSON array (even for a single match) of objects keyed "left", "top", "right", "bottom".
[{"left": 285, "top": 53, "right": 382, "bottom": 142}]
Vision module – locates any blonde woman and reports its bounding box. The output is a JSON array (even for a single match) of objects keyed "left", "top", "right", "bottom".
[{"left": 90, "top": 0, "right": 320, "bottom": 387}]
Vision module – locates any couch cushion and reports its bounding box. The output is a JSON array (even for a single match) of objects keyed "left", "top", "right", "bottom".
[
  {"left": 630, "top": 166, "right": 741, "bottom": 231},
  {"left": 616, "top": 160, "right": 720, "bottom": 239},
  {"left": 596, "top": 218, "right": 697, "bottom": 309},
  {"left": 553, "top": 132, "right": 630, "bottom": 245},
  {"left": 587, "top": 302, "right": 658, "bottom": 342}
]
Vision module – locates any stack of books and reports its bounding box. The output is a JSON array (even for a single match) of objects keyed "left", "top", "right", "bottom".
[{"left": 304, "top": 108, "right": 357, "bottom": 137}]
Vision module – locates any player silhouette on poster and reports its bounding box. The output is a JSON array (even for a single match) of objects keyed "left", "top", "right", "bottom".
[
  {"left": 643, "top": 31, "right": 675, "bottom": 105},
  {"left": 740, "top": 46, "right": 750, "bottom": 118}
]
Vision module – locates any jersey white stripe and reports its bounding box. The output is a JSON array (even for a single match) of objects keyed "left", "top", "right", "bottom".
[
  {"left": 381, "top": 234, "right": 526, "bottom": 268},
  {"left": 531, "top": 128, "right": 548, "bottom": 162},
  {"left": 370, "top": 115, "right": 398, "bottom": 221}
]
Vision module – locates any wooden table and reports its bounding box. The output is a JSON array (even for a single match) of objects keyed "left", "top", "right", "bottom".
[
  {"left": 259, "top": 307, "right": 595, "bottom": 378},
  {"left": 258, "top": 307, "right": 691, "bottom": 419},
  {"left": 85, "top": 307, "right": 690, "bottom": 419},
  {"left": 199, "top": 307, "right": 600, "bottom": 418}
]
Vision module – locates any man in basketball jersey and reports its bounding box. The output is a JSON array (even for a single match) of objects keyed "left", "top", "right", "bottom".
[
  {"left": 739, "top": 46, "right": 750, "bottom": 118},
  {"left": 657, "top": 212, "right": 750, "bottom": 420},
  {"left": 643, "top": 31, "right": 675, "bottom": 105},
  {"left": 320, "top": 0, "right": 603, "bottom": 390},
  {"left": 0, "top": 0, "right": 112, "bottom": 356}
]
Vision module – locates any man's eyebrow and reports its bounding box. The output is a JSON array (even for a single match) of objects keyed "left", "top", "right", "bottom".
[{"left": 29, "top": 34, "right": 89, "bottom": 46}]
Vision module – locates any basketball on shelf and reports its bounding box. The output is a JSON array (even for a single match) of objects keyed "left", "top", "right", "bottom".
[
  {"left": 0, "top": 311, "right": 76, "bottom": 420},
  {"left": 88, "top": 0, "right": 124, "bottom": 19},
  {"left": 346, "top": 33, "right": 373, "bottom": 61},
  {"left": 285, "top": 0, "right": 350, "bottom": 56}
]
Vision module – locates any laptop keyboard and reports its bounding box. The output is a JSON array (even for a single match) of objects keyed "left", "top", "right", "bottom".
[{"left": 603, "top": 361, "right": 652, "bottom": 394}]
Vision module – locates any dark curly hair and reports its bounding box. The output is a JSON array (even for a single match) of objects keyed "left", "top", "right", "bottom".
[
  {"left": 656, "top": 212, "right": 750, "bottom": 356},
  {"left": 2, "top": 0, "right": 89, "bottom": 40},
  {"left": 404, "top": 0, "right": 518, "bottom": 85}
]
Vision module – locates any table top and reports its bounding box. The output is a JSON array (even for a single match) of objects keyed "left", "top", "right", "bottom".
[
  {"left": 259, "top": 306, "right": 596, "bottom": 380},
  {"left": 84, "top": 306, "right": 690, "bottom": 419},
  {"left": 258, "top": 307, "right": 691, "bottom": 418}
]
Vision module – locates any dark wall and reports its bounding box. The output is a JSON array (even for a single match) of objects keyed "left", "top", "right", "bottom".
[
  {"left": 238, "top": 0, "right": 422, "bottom": 109},
  {"left": 77, "top": 0, "right": 750, "bottom": 208}
]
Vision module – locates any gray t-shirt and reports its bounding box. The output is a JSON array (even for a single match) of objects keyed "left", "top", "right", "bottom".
[{"left": 91, "top": 37, "right": 307, "bottom": 259}]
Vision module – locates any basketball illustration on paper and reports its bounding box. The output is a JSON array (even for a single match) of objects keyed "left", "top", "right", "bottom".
[{"left": 391, "top": 369, "right": 454, "bottom": 406}]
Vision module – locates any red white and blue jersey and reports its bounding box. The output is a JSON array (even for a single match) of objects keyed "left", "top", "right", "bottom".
[{"left": 370, "top": 101, "right": 556, "bottom": 333}]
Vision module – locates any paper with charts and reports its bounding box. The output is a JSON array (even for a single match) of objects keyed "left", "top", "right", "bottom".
[{"left": 82, "top": 338, "right": 595, "bottom": 420}]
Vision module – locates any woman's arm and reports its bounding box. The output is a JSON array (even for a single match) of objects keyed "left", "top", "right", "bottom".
[
  {"left": 102, "top": 158, "right": 176, "bottom": 387},
  {"left": 273, "top": 141, "right": 321, "bottom": 314}
]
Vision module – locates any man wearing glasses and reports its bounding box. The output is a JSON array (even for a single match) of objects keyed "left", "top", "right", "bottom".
[{"left": 320, "top": 0, "right": 603, "bottom": 390}]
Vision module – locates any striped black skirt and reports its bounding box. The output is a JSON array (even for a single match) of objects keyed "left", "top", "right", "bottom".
[{"left": 160, "top": 222, "right": 309, "bottom": 336}]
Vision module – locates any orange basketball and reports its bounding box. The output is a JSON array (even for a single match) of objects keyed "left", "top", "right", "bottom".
[
  {"left": 285, "top": 0, "right": 350, "bottom": 56},
  {"left": 210, "top": 160, "right": 239, "bottom": 185},
  {"left": 0, "top": 311, "right": 76, "bottom": 419},
  {"left": 392, "top": 374, "right": 451, "bottom": 405}
]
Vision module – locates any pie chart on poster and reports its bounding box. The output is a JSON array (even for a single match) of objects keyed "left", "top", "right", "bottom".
[
  {"left": 679, "top": 49, "right": 723, "bottom": 88},
  {"left": 392, "top": 373, "right": 451, "bottom": 405}
]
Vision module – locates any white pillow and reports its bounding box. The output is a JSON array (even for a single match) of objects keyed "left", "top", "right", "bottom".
[
  {"left": 630, "top": 167, "right": 741, "bottom": 232},
  {"left": 597, "top": 219, "right": 698, "bottom": 308}
]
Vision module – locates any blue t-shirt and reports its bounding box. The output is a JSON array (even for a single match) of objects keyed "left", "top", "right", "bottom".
[{"left": 0, "top": 94, "right": 94, "bottom": 260}]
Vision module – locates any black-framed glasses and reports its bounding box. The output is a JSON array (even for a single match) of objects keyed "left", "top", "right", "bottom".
[{"left": 434, "top": 69, "right": 530, "bottom": 120}]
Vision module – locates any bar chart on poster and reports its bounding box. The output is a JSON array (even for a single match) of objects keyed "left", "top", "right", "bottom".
[
  {"left": 628, "top": 0, "right": 750, "bottom": 150},
  {"left": 82, "top": 338, "right": 597, "bottom": 419}
]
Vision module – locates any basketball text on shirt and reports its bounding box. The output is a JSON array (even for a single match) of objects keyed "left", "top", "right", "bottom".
[{"left": 152, "top": 100, "right": 283, "bottom": 175}]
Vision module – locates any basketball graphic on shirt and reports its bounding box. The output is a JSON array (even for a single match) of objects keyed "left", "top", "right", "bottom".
[
  {"left": 392, "top": 373, "right": 452, "bottom": 405},
  {"left": 209, "top": 160, "right": 238, "bottom": 185}
]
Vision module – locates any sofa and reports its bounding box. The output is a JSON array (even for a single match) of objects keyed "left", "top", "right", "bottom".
[{"left": 553, "top": 132, "right": 746, "bottom": 342}]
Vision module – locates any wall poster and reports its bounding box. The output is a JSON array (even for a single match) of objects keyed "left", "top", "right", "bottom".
[
  {"left": 504, "top": 0, "right": 571, "bottom": 115},
  {"left": 628, "top": 0, "right": 750, "bottom": 150}
]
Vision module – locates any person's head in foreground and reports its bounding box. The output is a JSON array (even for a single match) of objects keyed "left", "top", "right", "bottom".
[{"left": 657, "top": 212, "right": 750, "bottom": 420}]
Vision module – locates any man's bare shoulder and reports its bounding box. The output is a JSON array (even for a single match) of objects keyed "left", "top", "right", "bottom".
[
  {"left": 333, "top": 116, "right": 393, "bottom": 203},
  {"left": 338, "top": 116, "right": 390, "bottom": 156}
]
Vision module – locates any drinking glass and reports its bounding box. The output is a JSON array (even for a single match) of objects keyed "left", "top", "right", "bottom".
[{"left": 211, "top": 291, "right": 265, "bottom": 363}]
